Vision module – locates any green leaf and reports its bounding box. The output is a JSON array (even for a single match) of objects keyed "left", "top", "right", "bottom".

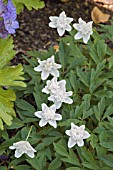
[
  {"left": 90, "top": 134, "right": 98, "bottom": 149},
  {"left": 76, "top": 68, "right": 89, "bottom": 87},
  {"left": 109, "top": 56, "right": 113, "bottom": 69},
  {"left": 13, "top": 0, "right": 45, "bottom": 13},
  {"left": 61, "top": 149, "right": 81, "bottom": 167},
  {"left": 6, "top": 117, "right": 24, "bottom": 129},
  {"left": 66, "top": 168, "right": 82, "bottom": 170},
  {"left": 0, "top": 64, "right": 26, "bottom": 87},
  {"left": 82, "top": 162, "right": 99, "bottom": 170},
  {"left": 59, "top": 41, "right": 70, "bottom": 71},
  {"left": 15, "top": 165, "right": 32, "bottom": 170},
  {"left": 97, "top": 40, "right": 107, "bottom": 59},
  {"left": 102, "top": 104, "right": 113, "bottom": 120},
  {"left": 54, "top": 143, "right": 68, "bottom": 157},
  {"left": 80, "top": 146, "right": 99, "bottom": 169},
  {"left": 33, "top": 85, "right": 47, "bottom": 110},
  {"left": 90, "top": 46, "right": 100, "bottom": 64},
  {"left": 0, "top": 37, "right": 16, "bottom": 69},
  {"left": 93, "top": 97, "right": 105, "bottom": 121},
  {"left": 48, "top": 156, "right": 62, "bottom": 170},
  {"left": 26, "top": 157, "right": 42, "bottom": 170},
  {"left": 0, "top": 88, "right": 16, "bottom": 130},
  {"left": 16, "top": 99, "right": 35, "bottom": 114},
  {"left": 99, "top": 154, "right": 113, "bottom": 167}
]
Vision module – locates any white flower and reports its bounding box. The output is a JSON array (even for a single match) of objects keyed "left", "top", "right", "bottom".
[
  {"left": 73, "top": 18, "right": 93, "bottom": 44},
  {"left": 65, "top": 123, "right": 90, "bottom": 148},
  {"left": 49, "top": 11, "right": 73, "bottom": 36},
  {"left": 34, "top": 103, "right": 62, "bottom": 128},
  {"left": 42, "top": 77, "right": 66, "bottom": 94},
  {"left": 9, "top": 141, "right": 36, "bottom": 158},
  {"left": 34, "top": 55, "right": 61, "bottom": 80},
  {"left": 48, "top": 88, "right": 73, "bottom": 109}
]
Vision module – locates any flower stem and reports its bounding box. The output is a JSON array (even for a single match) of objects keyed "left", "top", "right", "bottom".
[{"left": 26, "top": 126, "right": 33, "bottom": 141}]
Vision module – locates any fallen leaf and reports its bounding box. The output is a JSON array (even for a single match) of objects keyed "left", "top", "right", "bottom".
[
  {"left": 91, "top": 6, "right": 110, "bottom": 24},
  {"left": 53, "top": 45, "right": 59, "bottom": 52},
  {"left": 94, "top": 0, "right": 113, "bottom": 5}
]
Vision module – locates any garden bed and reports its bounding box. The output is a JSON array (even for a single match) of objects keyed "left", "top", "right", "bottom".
[{"left": 1, "top": 0, "right": 113, "bottom": 169}]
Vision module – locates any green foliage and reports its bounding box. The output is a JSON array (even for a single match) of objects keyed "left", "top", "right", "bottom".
[
  {"left": 12, "top": 0, "right": 45, "bottom": 13},
  {"left": 2, "top": 20, "right": 113, "bottom": 169},
  {"left": 0, "top": 37, "right": 26, "bottom": 130}
]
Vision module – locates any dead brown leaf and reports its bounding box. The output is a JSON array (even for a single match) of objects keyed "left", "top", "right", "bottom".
[
  {"left": 93, "top": 0, "right": 113, "bottom": 5},
  {"left": 53, "top": 45, "right": 59, "bottom": 52},
  {"left": 91, "top": 6, "right": 110, "bottom": 24}
]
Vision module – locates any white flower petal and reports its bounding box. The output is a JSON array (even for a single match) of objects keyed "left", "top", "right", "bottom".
[
  {"left": 55, "top": 114, "right": 62, "bottom": 120},
  {"left": 50, "top": 104, "right": 56, "bottom": 112},
  {"left": 66, "top": 17, "right": 73, "bottom": 24},
  {"left": 67, "top": 91, "right": 73, "bottom": 96},
  {"left": 57, "top": 27, "right": 65, "bottom": 36},
  {"left": 51, "top": 69, "right": 59, "bottom": 77},
  {"left": 37, "top": 59, "right": 42, "bottom": 64},
  {"left": 71, "top": 123, "right": 78, "bottom": 129},
  {"left": 9, "top": 146, "right": 15, "bottom": 150},
  {"left": 77, "top": 140, "right": 84, "bottom": 147},
  {"left": 39, "top": 119, "right": 47, "bottom": 127},
  {"left": 73, "top": 23, "right": 79, "bottom": 30},
  {"left": 65, "top": 130, "right": 71, "bottom": 136},
  {"left": 55, "top": 101, "right": 62, "bottom": 109},
  {"left": 66, "top": 25, "right": 72, "bottom": 32},
  {"left": 49, "top": 21, "right": 57, "bottom": 28},
  {"left": 83, "top": 35, "right": 90, "bottom": 44},
  {"left": 49, "top": 120, "right": 57, "bottom": 128},
  {"left": 80, "top": 125, "right": 85, "bottom": 131},
  {"left": 48, "top": 95, "right": 55, "bottom": 102},
  {"left": 15, "top": 150, "right": 23, "bottom": 158},
  {"left": 34, "top": 111, "right": 43, "bottom": 118},
  {"left": 63, "top": 97, "right": 73, "bottom": 104},
  {"left": 49, "top": 16, "right": 58, "bottom": 22},
  {"left": 83, "top": 131, "right": 90, "bottom": 139},
  {"left": 34, "top": 65, "right": 42, "bottom": 72},
  {"left": 54, "top": 63, "right": 62, "bottom": 69},
  {"left": 87, "top": 21, "right": 93, "bottom": 27},
  {"left": 42, "top": 103, "right": 47, "bottom": 111},
  {"left": 79, "top": 18, "right": 86, "bottom": 24},
  {"left": 41, "top": 71, "right": 49, "bottom": 80},
  {"left": 68, "top": 137, "right": 76, "bottom": 148},
  {"left": 59, "top": 80, "right": 66, "bottom": 91},
  {"left": 26, "top": 151, "right": 35, "bottom": 158},
  {"left": 47, "top": 55, "right": 55, "bottom": 63},
  {"left": 59, "top": 11, "right": 66, "bottom": 20},
  {"left": 74, "top": 32, "right": 83, "bottom": 40},
  {"left": 42, "top": 86, "right": 50, "bottom": 94}
]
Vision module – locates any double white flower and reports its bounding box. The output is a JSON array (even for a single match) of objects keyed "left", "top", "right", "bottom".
[
  {"left": 65, "top": 123, "right": 90, "bottom": 148},
  {"left": 35, "top": 103, "right": 62, "bottom": 128},
  {"left": 42, "top": 77, "right": 73, "bottom": 109},
  {"left": 9, "top": 141, "right": 36, "bottom": 158},
  {"left": 49, "top": 11, "right": 73, "bottom": 36},
  {"left": 73, "top": 18, "right": 93, "bottom": 44},
  {"left": 34, "top": 55, "right": 61, "bottom": 80}
]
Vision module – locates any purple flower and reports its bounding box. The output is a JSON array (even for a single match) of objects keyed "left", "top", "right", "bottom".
[
  {"left": 0, "top": 0, "right": 7, "bottom": 17},
  {"left": 0, "top": 20, "right": 9, "bottom": 38},
  {"left": 0, "top": 0, "right": 19, "bottom": 36},
  {"left": 3, "top": 12, "right": 19, "bottom": 34},
  {"left": 6, "top": 0, "right": 16, "bottom": 14}
]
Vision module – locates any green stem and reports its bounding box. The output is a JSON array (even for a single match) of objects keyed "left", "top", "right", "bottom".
[{"left": 26, "top": 126, "right": 33, "bottom": 141}]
